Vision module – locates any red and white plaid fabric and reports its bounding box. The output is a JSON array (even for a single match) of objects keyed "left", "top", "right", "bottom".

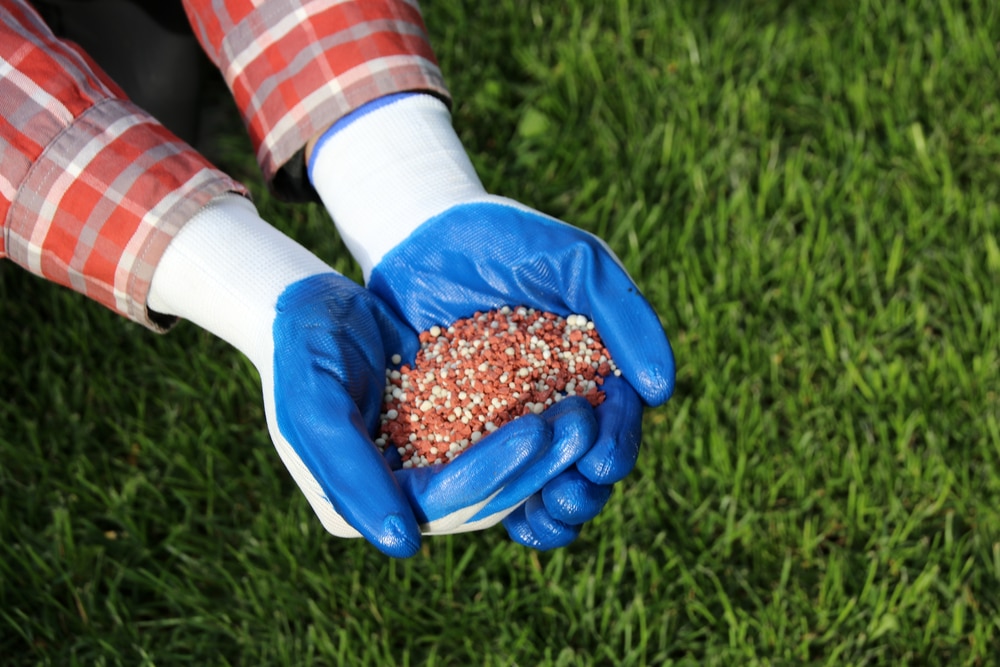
[
  {"left": 1, "top": 0, "right": 449, "bottom": 329},
  {"left": 183, "top": 0, "right": 449, "bottom": 188}
]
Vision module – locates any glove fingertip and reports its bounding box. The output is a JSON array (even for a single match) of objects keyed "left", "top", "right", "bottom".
[
  {"left": 570, "top": 375, "right": 642, "bottom": 484},
  {"left": 541, "top": 470, "right": 613, "bottom": 524},
  {"left": 499, "top": 505, "right": 534, "bottom": 546},
  {"left": 496, "top": 411, "right": 554, "bottom": 463},
  {"left": 502, "top": 497, "right": 582, "bottom": 551},
  {"left": 371, "top": 513, "right": 422, "bottom": 558},
  {"left": 639, "top": 366, "right": 676, "bottom": 406},
  {"left": 543, "top": 395, "right": 598, "bottom": 458},
  {"left": 621, "top": 346, "right": 676, "bottom": 407}
]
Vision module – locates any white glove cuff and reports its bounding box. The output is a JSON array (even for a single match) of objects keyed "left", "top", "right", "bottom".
[
  {"left": 308, "top": 94, "right": 488, "bottom": 282},
  {"left": 147, "top": 193, "right": 332, "bottom": 365}
]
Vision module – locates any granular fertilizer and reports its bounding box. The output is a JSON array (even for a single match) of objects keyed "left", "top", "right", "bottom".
[{"left": 376, "top": 306, "right": 619, "bottom": 468}]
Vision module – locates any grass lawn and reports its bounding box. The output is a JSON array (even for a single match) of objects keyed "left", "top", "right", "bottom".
[{"left": 2, "top": 0, "right": 1000, "bottom": 664}]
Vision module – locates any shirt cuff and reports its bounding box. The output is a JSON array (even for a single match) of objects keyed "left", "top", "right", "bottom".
[
  {"left": 212, "top": 0, "right": 451, "bottom": 201},
  {"left": 4, "top": 98, "right": 247, "bottom": 331}
]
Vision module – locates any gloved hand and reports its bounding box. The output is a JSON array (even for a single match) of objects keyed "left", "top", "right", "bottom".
[
  {"left": 146, "top": 194, "right": 578, "bottom": 556},
  {"left": 308, "top": 94, "right": 676, "bottom": 548}
]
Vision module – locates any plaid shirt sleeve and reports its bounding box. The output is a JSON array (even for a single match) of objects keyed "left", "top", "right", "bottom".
[
  {"left": 0, "top": 0, "right": 247, "bottom": 331},
  {"left": 183, "top": 0, "right": 451, "bottom": 201}
]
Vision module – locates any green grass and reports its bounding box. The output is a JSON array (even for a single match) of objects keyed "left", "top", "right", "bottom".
[{"left": 2, "top": 0, "right": 999, "bottom": 664}]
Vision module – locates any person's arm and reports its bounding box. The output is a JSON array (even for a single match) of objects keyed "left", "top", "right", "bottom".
[
  {"left": 0, "top": 1, "right": 421, "bottom": 553},
  {"left": 178, "top": 0, "right": 607, "bottom": 541},
  {"left": 1, "top": 2, "right": 577, "bottom": 554},
  {"left": 178, "top": 0, "right": 676, "bottom": 548},
  {"left": 181, "top": 0, "right": 448, "bottom": 201},
  {"left": 145, "top": 191, "right": 586, "bottom": 554},
  {"left": 0, "top": 0, "right": 243, "bottom": 330}
]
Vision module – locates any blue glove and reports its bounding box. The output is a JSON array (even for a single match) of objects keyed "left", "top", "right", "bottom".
[
  {"left": 268, "top": 273, "right": 422, "bottom": 553},
  {"left": 308, "top": 94, "right": 675, "bottom": 548},
  {"left": 367, "top": 200, "right": 673, "bottom": 547},
  {"left": 502, "top": 374, "right": 644, "bottom": 548},
  {"left": 274, "top": 273, "right": 588, "bottom": 539},
  {"left": 148, "top": 195, "right": 575, "bottom": 556}
]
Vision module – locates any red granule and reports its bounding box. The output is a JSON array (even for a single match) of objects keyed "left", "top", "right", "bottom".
[{"left": 376, "top": 306, "right": 620, "bottom": 468}]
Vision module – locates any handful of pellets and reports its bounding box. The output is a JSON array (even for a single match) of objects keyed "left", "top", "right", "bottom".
[{"left": 376, "top": 306, "right": 620, "bottom": 468}]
